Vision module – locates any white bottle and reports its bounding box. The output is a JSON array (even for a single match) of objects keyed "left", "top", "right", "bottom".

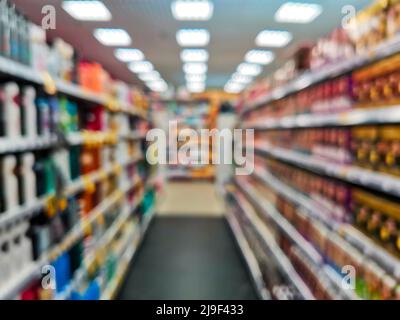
[
  {"left": 2, "top": 155, "right": 19, "bottom": 211},
  {"left": 22, "top": 153, "right": 37, "bottom": 205},
  {"left": 0, "top": 233, "right": 12, "bottom": 282},
  {"left": 22, "top": 87, "right": 37, "bottom": 138},
  {"left": 19, "top": 223, "right": 33, "bottom": 267},
  {"left": 4, "top": 83, "right": 21, "bottom": 138},
  {"left": 53, "top": 149, "right": 71, "bottom": 183}
]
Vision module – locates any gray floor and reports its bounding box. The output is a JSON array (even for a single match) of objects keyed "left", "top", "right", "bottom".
[{"left": 117, "top": 216, "right": 258, "bottom": 300}]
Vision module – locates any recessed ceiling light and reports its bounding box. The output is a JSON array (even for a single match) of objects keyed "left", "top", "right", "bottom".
[
  {"left": 129, "top": 61, "right": 153, "bottom": 73},
  {"left": 237, "top": 63, "right": 262, "bottom": 76},
  {"left": 171, "top": 0, "right": 214, "bottom": 21},
  {"left": 94, "top": 28, "right": 131, "bottom": 46},
  {"left": 181, "top": 49, "right": 209, "bottom": 62},
  {"left": 231, "top": 73, "right": 253, "bottom": 84},
  {"left": 183, "top": 63, "right": 208, "bottom": 75},
  {"left": 186, "top": 74, "right": 206, "bottom": 82},
  {"left": 225, "top": 82, "right": 245, "bottom": 93},
  {"left": 245, "top": 50, "right": 275, "bottom": 65},
  {"left": 138, "top": 71, "right": 161, "bottom": 82},
  {"left": 176, "top": 29, "right": 210, "bottom": 47},
  {"left": 115, "top": 49, "right": 144, "bottom": 62},
  {"left": 188, "top": 82, "right": 205, "bottom": 93},
  {"left": 148, "top": 80, "right": 168, "bottom": 92},
  {"left": 62, "top": 1, "right": 112, "bottom": 21},
  {"left": 275, "top": 2, "right": 322, "bottom": 24},
  {"left": 255, "top": 30, "right": 292, "bottom": 47}
]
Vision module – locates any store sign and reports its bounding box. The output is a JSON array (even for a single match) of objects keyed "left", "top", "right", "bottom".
[{"left": 146, "top": 121, "right": 254, "bottom": 175}]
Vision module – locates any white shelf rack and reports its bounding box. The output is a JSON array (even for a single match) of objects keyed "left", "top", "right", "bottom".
[
  {"left": 0, "top": 176, "right": 144, "bottom": 300},
  {"left": 243, "top": 105, "right": 400, "bottom": 130},
  {"left": 252, "top": 167, "right": 400, "bottom": 278},
  {"left": 232, "top": 190, "right": 316, "bottom": 300},
  {"left": 0, "top": 55, "right": 147, "bottom": 118},
  {"left": 254, "top": 144, "right": 400, "bottom": 198},
  {"left": 225, "top": 208, "right": 271, "bottom": 300},
  {"left": 0, "top": 155, "right": 144, "bottom": 231},
  {"left": 241, "top": 35, "right": 400, "bottom": 115},
  {"left": 235, "top": 178, "right": 359, "bottom": 300},
  {"left": 100, "top": 207, "right": 155, "bottom": 300}
]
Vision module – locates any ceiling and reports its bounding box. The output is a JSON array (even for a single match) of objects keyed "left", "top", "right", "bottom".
[{"left": 11, "top": 0, "right": 372, "bottom": 90}]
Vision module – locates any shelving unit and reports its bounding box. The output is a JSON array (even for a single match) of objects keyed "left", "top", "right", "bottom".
[
  {"left": 0, "top": 12, "right": 156, "bottom": 300},
  {"left": 241, "top": 35, "right": 400, "bottom": 115},
  {"left": 166, "top": 99, "right": 216, "bottom": 181},
  {"left": 234, "top": 9, "right": 400, "bottom": 300},
  {"left": 254, "top": 144, "right": 400, "bottom": 198}
]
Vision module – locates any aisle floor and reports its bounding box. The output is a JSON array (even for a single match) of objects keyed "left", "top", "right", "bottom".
[
  {"left": 156, "top": 182, "right": 225, "bottom": 217},
  {"left": 117, "top": 217, "right": 258, "bottom": 300}
]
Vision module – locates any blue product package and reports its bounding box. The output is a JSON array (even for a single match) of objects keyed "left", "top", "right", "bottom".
[{"left": 82, "top": 280, "right": 101, "bottom": 300}]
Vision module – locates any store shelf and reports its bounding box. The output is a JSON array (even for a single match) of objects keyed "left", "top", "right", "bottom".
[
  {"left": 119, "top": 131, "right": 147, "bottom": 141},
  {"left": 0, "top": 55, "right": 147, "bottom": 118},
  {"left": 252, "top": 167, "right": 400, "bottom": 278},
  {"left": 236, "top": 178, "right": 322, "bottom": 266},
  {"left": 0, "top": 130, "right": 140, "bottom": 154},
  {"left": 101, "top": 207, "right": 155, "bottom": 300},
  {"left": 255, "top": 144, "right": 400, "bottom": 198},
  {"left": 225, "top": 210, "right": 271, "bottom": 300},
  {"left": 0, "top": 155, "right": 143, "bottom": 231},
  {"left": 0, "top": 176, "right": 143, "bottom": 300},
  {"left": 234, "top": 178, "right": 359, "bottom": 300},
  {"left": 232, "top": 190, "right": 315, "bottom": 300},
  {"left": 241, "top": 35, "right": 400, "bottom": 115},
  {"left": 243, "top": 105, "right": 400, "bottom": 130},
  {"left": 0, "top": 136, "right": 58, "bottom": 154}
]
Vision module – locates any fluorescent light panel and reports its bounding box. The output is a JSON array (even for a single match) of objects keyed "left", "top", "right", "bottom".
[
  {"left": 275, "top": 2, "right": 322, "bottom": 24},
  {"left": 245, "top": 50, "right": 275, "bottom": 65},
  {"left": 225, "top": 82, "right": 245, "bottom": 93},
  {"left": 148, "top": 80, "right": 168, "bottom": 92},
  {"left": 237, "top": 63, "right": 262, "bottom": 76},
  {"left": 255, "top": 30, "right": 292, "bottom": 47},
  {"left": 62, "top": 1, "right": 112, "bottom": 21},
  {"left": 172, "top": 0, "right": 214, "bottom": 21},
  {"left": 176, "top": 29, "right": 210, "bottom": 47},
  {"left": 181, "top": 49, "right": 209, "bottom": 62},
  {"left": 231, "top": 73, "right": 253, "bottom": 84},
  {"left": 183, "top": 63, "right": 208, "bottom": 75},
  {"left": 139, "top": 71, "right": 161, "bottom": 82},
  {"left": 185, "top": 74, "right": 206, "bottom": 82},
  {"left": 115, "top": 49, "right": 144, "bottom": 62},
  {"left": 129, "top": 61, "right": 153, "bottom": 73},
  {"left": 94, "top": 28, "right": 131, "bottom": 46}
]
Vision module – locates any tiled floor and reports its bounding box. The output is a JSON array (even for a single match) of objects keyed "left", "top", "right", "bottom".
[{"left": 156, "top": 181, "right": 225, "bottom": 217}]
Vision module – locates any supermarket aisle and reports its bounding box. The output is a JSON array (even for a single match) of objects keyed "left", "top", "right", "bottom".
[
  {"left": 157, "top": 182, "right": 225, "bottom": 216},
  {"left": 117, "top": 217, "right": 258, "bottom": 300}
]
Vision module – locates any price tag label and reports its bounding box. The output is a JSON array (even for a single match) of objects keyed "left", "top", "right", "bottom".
[
  {"left": 113, "top": 164, "right": 123, "bottom": 175},
  {"left": 97, "top": 214, "right": 105, "bottom": 226},
  {"left": 95, "top": 247, "right": 106, "bottom": 265},
  {"left": 42, "top": 72, "right": 57, "bottom": 95},
  {"left": 99, "top": 170, "right": 108, "bottom": 182},
  {"left": 82, "top": 176, "right": 96, "bottom": 194},
  {"left": 46, "top": 195, "right": 57, "bottom": 217},
  {"left": 58, "top": 198, "right": 68, "bottom": 211},
  {"left": 82, "top": 220, "right": 93, "bottom": 236},
  {"left": 86, "top": 259, "right": 97, "bottom": 275}
]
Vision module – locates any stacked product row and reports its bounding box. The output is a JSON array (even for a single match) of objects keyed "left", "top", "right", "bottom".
[
  {"left": 0, "top": 0, "right": 148, "bottom": 112},
  {"left": 240, "top": 0, "right": 400, "bottom": 105},
  {"left": 0, "top": 1, "right": 155, "bottom": 300},
  {"left": 167, "top": 100, "right": 215, "bottom": 180},
  {"left": 234, "top": 0, "right": 400, "bottom": 301}
]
